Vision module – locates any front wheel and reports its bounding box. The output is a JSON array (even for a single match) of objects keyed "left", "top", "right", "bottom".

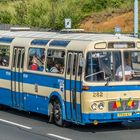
[{"left": 53, "top": 100, "right": 63, "bottom": 126}]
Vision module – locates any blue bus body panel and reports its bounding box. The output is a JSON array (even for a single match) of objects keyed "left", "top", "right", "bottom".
[
  {"left": 0, "top": 88, "right": 12, "bottom": 106},
  {"left": 88, "top": 85, "right": 140, "bottom": 92},
  {"left": 1, "top": 67, "right": 140, "bottom": 125},
  {"left": 82, "top": 111, "right": 140, "bottom": 124},
  {"left": 24, "top": 93, "right": 48, "bottom": 114}
]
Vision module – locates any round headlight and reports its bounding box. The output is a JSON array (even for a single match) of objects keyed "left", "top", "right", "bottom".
[
  {"left": 98, "top": 102, "right": 104, "bottom": 110},
  {"left": 91, "top": 102, "right": 97, "bottom": 111}
]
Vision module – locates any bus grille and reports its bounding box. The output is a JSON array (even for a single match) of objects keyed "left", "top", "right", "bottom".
[{"left": 108, "top": 100, "right": 139, "bottom": 111}]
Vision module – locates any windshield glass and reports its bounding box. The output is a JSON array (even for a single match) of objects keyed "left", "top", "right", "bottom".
[
  {"left": 85, "top": 51, "right": 140, "bottom": 82},
  {"left": 122, "top": 51, "right": 140, "bottom": 81},
  {"left": 85, "top": 51, "right": 121, "bottom": 82}
]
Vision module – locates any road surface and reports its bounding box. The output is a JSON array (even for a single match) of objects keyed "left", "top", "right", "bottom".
[{"left": 0, "top": 108, "right": 140, "bottom": 140}]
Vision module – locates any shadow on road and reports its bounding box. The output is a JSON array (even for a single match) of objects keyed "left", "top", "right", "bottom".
[
  {"left": 68, "top": 122, "right": 140, "bottom": 133},
  {"left": 1, "top": 107, "right": 140, "bottom": 133},
  {"left": 0, "top": 107, "right": 49, "bottom": 123}
]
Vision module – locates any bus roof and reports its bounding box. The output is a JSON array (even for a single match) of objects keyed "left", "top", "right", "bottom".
[
  {"left": 0, "top": 30, "right": 138, "bottom": 41},
  {"left": 0, "top": 30, "right": 139, "bottom": 51}
]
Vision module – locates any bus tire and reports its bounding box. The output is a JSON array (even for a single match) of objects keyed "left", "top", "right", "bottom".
[
  {"left": 48, "top": 102, "right": 54, "bottom": 123},
  {"left": 53, "top": 99, "right": 63, "bottom": 126}
]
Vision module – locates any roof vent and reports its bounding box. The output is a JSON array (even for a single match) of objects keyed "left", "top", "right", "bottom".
[{"left": 10, "top": 27, "right": 30, "bottom": 31}]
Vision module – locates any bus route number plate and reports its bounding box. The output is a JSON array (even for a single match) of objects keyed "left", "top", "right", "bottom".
[{"left": 117, "top": 112, "right": 132, "bottom": 117}]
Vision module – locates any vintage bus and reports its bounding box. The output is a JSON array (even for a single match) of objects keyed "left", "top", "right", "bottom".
[{"left": 0, "top": 30, "right": 140, "bottom": 126}]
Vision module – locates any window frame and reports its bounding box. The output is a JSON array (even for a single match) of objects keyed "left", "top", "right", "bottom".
[
  {"left": 123, "top": 50, "right": 140, "bottom": 81},
  {"left": 0, "top": 45, "right": 10, "bottom": 68},
  {"left": 46, "top": 48, "right": 66, "bottom": 75},
  {"left": 27, "top": 47, "right": 46, "bottom": 72},
  {"left": 84, "top": 50, "right": 122, "bottom": 83}
]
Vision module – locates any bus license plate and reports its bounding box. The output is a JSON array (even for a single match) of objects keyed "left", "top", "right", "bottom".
[{"left": 117, "top": 112, "right": 132, "bottom": 117}]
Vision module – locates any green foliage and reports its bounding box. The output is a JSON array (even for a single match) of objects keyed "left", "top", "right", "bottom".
[
  {"left": 109, "top": 0, "right": 125, "bottom": 7},
  {"left": 26, "top": 0, "right": 49, "bottom": 28},
  {"left": 81, "top": 0, "right": 131, "bottom": 13},
  {"left": 0, "top": 11, "right": 12, "bottom": 24},
  {"left": 12, "top": 0, "right": 28, "bottom": 25},
  {"left": 47, "top": 0, "right": 82, "bottom": 30},
  {"left": 0, "top": 0, "right": 134, "bottom": 30}
]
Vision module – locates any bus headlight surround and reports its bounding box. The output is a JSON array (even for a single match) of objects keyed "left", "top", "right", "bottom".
[
  {"left": 91, "top": 102, "right": 97, "bottom": 111},
  {"left": 98, "top": 102, "right": 105, "bottom": 110}
]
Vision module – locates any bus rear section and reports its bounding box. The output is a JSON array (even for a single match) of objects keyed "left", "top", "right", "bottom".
[{"left": 82, "top": 41, "right": 140, "bottom": 125}]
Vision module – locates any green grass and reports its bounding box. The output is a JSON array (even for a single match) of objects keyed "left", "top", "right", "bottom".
[{"left": 0, "top": 0, "right": 135, "bottom": 31}]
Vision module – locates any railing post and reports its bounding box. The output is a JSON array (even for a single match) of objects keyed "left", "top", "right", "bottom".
[{"left": 134, "top": 0, "right": 139, "bottom": 37}]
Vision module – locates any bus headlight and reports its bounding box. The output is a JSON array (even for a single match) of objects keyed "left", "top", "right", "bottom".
[
  {"left": 91, "top": 102, "right": 97, "bottom": 111},
  {"left": 98, "top": 102, "right": 104, "bottom": 110}
]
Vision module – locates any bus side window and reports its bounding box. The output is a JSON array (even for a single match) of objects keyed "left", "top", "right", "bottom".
[
  {"left": 46, "top": 49, "right": 65, "bottom": 74},
  {"left": 67, "top": 53, "right": 72, "bottom": 75},
  {"left": 73, "top": 54, "right": 77, "bottom": 75},
  {"left": 28, "top": 48, "right": 45, "bottom": 71},
  {"left": 78, "top": 54, "right": 83, "bottom": 76},
  {"left": 21, "top": 51, "right": 25, "bottom": 68},
  {"left": 0, "top": 45, "right": 10, "bottom": 67},
  {"left": 17, "top": 50, "right": 21, "bottom": 68}
]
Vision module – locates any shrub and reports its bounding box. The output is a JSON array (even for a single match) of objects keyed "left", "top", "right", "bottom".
[{"left": 0, "top": 11, "right": 12, "bottom": 24}]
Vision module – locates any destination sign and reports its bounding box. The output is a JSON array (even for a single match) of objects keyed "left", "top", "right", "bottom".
[{"left": 108, "top": 42, "right": 135, "bottom": 49}]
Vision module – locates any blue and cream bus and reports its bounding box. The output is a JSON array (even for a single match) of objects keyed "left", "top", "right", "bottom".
[{"left": 0, "top": 30, "right": 140, "bottom": 126}]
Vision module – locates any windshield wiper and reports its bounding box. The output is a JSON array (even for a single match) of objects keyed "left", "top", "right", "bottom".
[
  {"left": 85, "top": 71, "right": 104, "bottom": 79},
  {"left": 105, "top": 74, "right": 112, "bottom": 86}
]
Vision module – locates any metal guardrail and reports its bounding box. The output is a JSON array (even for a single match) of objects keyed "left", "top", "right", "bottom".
[
  {"left": 0, "top": 24, "right": 51, "bottom": 32},
  {"left": 0, "top": 24, "right": 11, "bottom": 30}
]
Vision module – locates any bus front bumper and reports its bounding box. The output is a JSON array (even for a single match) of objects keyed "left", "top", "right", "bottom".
[{"left": 83, "top": 111, "right": 140, "bottom": 124}]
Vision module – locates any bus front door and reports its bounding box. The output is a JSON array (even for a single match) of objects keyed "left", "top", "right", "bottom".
[
  {"left": 65, "top": 52, "right": 82, "bottom": 123},
  {"left": 11, "top": 47, "right": 25, "bottom": 109}
]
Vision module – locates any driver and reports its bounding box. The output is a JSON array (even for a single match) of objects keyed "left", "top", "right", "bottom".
[{"left": 115, "top": 58, "right": 134, "bottom": 81}]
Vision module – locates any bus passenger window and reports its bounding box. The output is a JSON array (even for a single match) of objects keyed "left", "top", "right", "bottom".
[
  {"left": 46, "top": 50, "right": 65, "bottom": 74},
  {"left": 73, "top": 55, "right": 77, "bottom": 75},
  {"left": 28, "top": 48, "right": 45, "bottom": 71},
  {"left": 78, "top": 55, "right": 83, "bottom": 76},
  {"left": 67, "top": 54, "right": 72, "bottom": 75},
  {"left": 0, "top": 45, "right": 10, "bottom": 67},
  {"left": 17, "top": 50, "right": 21, "bottom": 68},
  {"left": 21, "top": 52, "right": 25, "bottom": 68}
]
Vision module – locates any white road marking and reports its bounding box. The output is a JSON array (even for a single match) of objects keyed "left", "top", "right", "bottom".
[
  {"left": 48, "top": 133, "right": 72, "bottom": 140},
  {"left": 0, "top": 119, "right": 32, "bottom": 130}
]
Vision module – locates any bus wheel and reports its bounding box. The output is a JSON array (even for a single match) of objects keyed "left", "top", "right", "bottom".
[
  {"left": 53, "top": 100, "right": 63, "bottom": 126},
  {"left": 48, "top": 102, "right": 54, "bottom": 123}
]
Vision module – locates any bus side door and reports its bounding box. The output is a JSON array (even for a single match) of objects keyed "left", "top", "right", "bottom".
[
  {"left": 11, "top": 47, "right": 25, "bottom": 109},
  {"left": 65, "top": 52, "right": 82, "bottom": 123}
]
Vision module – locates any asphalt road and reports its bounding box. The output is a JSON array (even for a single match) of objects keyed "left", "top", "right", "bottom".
[{"left": 0, "top": 108, "right": 140, "bottom": 140}]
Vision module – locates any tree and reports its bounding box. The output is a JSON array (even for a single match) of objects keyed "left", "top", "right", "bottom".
[
  {"left": 13, "top": 0, "right": 28, "bottom": 25},
  {"left": 48, "top": 0, "right": 58, "bottom": 30},
  {"left": 0, "top": 11, "right": 12, "bottom": 24}
]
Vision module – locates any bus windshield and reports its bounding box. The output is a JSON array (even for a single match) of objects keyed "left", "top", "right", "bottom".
[{"left": 85, "top": 51, "right": 140, "bottom": 82}]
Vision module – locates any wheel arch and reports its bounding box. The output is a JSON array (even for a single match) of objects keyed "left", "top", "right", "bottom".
[{"left": 48, "top": 91, "right": 66, "bottom": 120}]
